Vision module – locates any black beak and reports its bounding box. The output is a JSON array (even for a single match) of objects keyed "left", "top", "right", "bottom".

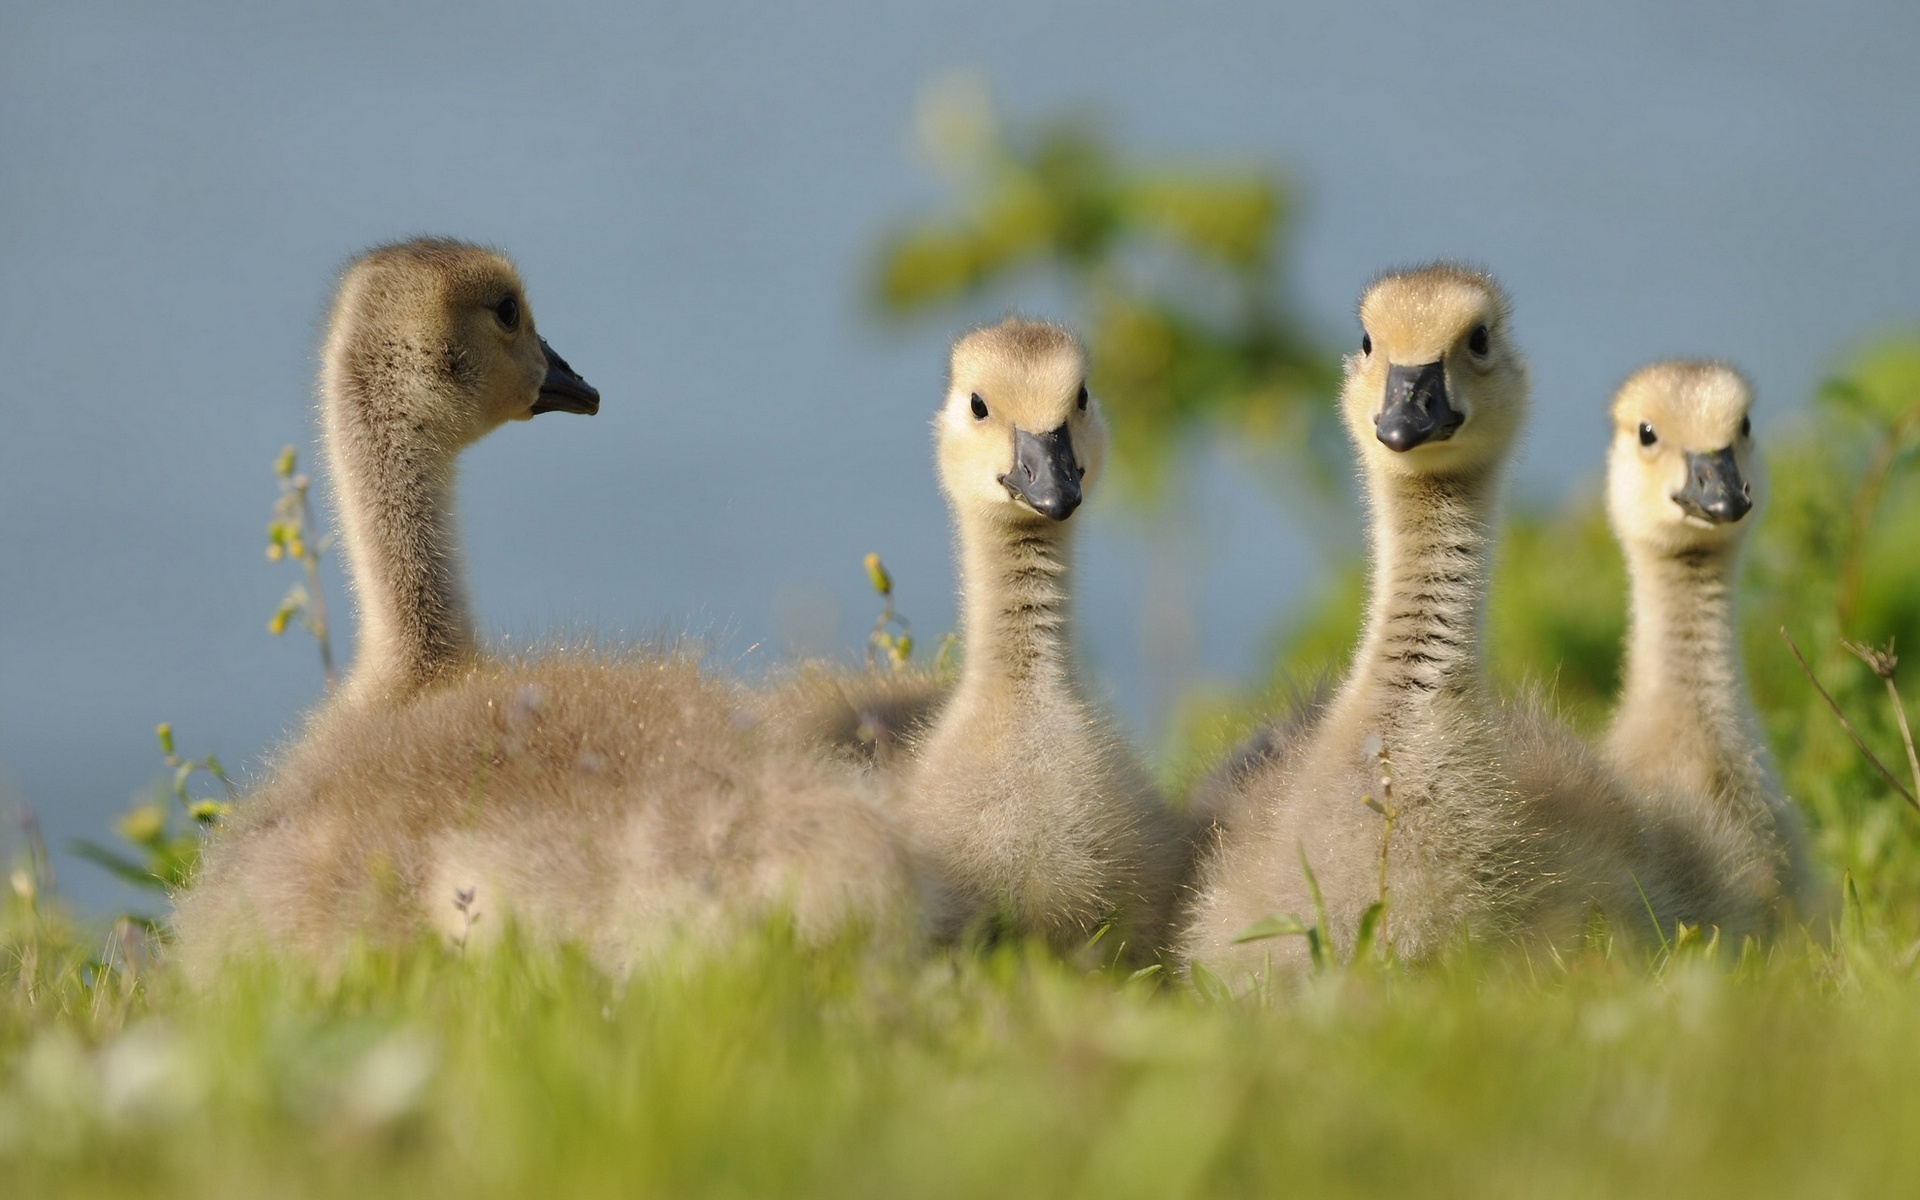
[
  {"left": 1375, "top": 360, "right": 1463, "bottom": 452},
  {"left": 1672, "top": 446, "right": 1751, "bottom": 524},
  {"left": 533, "top": 337, "right": 600, "bottom": 416},
  {"left": 998, "top": 423, "right": 1083, "bottom": 521}
]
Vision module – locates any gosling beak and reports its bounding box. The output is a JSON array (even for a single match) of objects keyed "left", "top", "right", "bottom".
[
  {"left": 532, "top": 337, "right": 601, "bottom": 416},
  {"left": 1375, "top": 360, "right": 1462, "bottom": 452},
  {"left": 998, "top": 423, "right": 1083, "bottom": 521},
  {"left": 1672, "top": 446, "right": 1751, "bottom": 524}
]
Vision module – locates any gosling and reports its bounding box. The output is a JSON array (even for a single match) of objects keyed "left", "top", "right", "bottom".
[
  {"left": 174, "top": 239, "right": 916, "bottom": 975},
  {"left": 320, "top": 239, "right": 600, "bottom": 708},
  {"left": 898, "top": 317, "right": 1191, "bottom": 960},
  {"left": 1603, "top": 360, "right": 1819, "bottom": 924}
]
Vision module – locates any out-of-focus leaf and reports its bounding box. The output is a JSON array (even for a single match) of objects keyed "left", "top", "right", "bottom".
[
  {"left": 1120, "top": 174, "right": 1280, "bottom": 267},
  {"left": 1820, "top": 335, "right": 1920, "bottom": 428},
  {"left": 69, "top": 841, "right": 167, "bottom": 892}
]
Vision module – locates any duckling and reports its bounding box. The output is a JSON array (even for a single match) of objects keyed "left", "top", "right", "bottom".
[
  {"left": 1603, "top": 361, "right": 1818, "bottom": 921},
  {"left": 173, "top": 238, "right": 916, "bottom": 975},
  {"left": 1184, "top": 265, "right": 1736, "bottom": 985},
  {"left": 896, "top": 318, "right": 1191, "bottom": 958}
]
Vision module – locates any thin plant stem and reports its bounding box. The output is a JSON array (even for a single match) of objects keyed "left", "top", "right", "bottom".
[
  {"left": 1781, "top": 627, "right": 1919, "bottom": 811},
  {"left": 1844, "top": 637, "right": 1920, "bottom": 806},
  {"left": 301, "top": 488, "right": 336, "bottom": 691},
  {"left": 15, "top": 803, "right": 55, "bottom": 898},
  {"left": 1886, "top": 678, "right": 1920, "bottom": 805}
]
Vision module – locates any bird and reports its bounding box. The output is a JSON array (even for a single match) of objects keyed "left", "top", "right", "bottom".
[
  {"left": 1601, "top": 359, "right": 1820, "bottom": 925},
  {"left": 316, "top": 237, "right": 601, "bottom": 710},
  {"left": 890, "top": 317, "right": 1194, "bottom": 961},
  {"left": 173, "top": 238, "right": 918, "bottom": 976},
  {"left": 1183, "top": 265, "right": 1742, "bottom": 987}
]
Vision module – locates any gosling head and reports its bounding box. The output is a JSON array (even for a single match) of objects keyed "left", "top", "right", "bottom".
[
  {"left": 328, "top": 238, "right": 600, "bottom": 449},
  {"left": 1607, "top": 360, "right": 1760, "bottom": 556},
  {"left": 1342, "top": 264, "right": 1528, "bottom": 480},
  {"left": 936, "top": 317, "right": 1105, "bottom": 526}
]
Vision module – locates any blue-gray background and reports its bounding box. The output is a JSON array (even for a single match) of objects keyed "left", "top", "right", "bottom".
[{"left": 4, "top": 1, "right": 1917, "bottom": 912}]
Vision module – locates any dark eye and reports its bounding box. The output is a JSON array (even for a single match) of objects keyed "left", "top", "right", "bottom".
[
  {"left": 970, "top": 393, "right": 989, "bottom": 420},
  {"left": 1361, "top": 333, "right": 1372, "bottom": 356},
  {"left": 494, "top": 296, "right": 520, "bottom": 330},
  {"left": 1076, "top": 384, "right": 1089, "bottom": 411},
  {"left": 1740, "top": 415, "right": 1751, "bottom": 438},
  {"left": 1468, "top": 325, "right": 1490, "bottom": 356},
  {"left": 1639, "top": 422, "right": 1658, "bottom": 447}
]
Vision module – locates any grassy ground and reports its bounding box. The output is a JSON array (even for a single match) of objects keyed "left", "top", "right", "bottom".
[{"left": 5, "top": 890, "right": 1920, "bottom": 1199}]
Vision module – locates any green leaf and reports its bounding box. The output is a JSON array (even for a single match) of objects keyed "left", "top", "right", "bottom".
[
  {"left": 1188, "top": 960, "right": 1231, "bottom": 1004},
  {"left": 1304, "top": 928, "right": 1327, "bottom": 972},
  {"left": 69, "top": 840, "right": 169, "bottom": 892},
  {"left": 1297, "top": 844, "right": 1331, "bottom": 951},
  {"left": 1844, "top": 870, "right": 1868, "bottom": 945},
  {"left": 1354, "top": 902, "right": 1387, "bottom": 961},
  {"left": 1231, "top": 914, "right": 1309, "bottom": 945}
]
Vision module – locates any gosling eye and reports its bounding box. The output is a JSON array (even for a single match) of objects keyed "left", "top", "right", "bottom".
[
  {"left": 970, "top": 393, "right": 989, "bottom": 420},
  {"left": 1076, "top": 384, "right": 1089, "bottom": 412},
  {"left": 1638, "top": 422, "right": 1658, "bottom": 447},
  {"left": 1740, "top": 415, "right": 1752, "bottom": 438},
  {"left": 493, "top": 296, "right": 520, "bottom": 331},
  {"left": 1361, "top": 332, "right": 1372, "bottom": 357},
  {"left": 1468, "top": 324, "right": 1490, "bottom": 356}
]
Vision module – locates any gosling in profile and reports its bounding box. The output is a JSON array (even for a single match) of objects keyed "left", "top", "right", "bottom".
[
  {"left": 1603, "top": 361, "right": 1818, "bottom": 921},
  {"left": 319, "top": 239, "right": 600, "bottom": 709},
  {"left": 900, "top": 318, "right": 1189, "bottom": 958},
  {"left": 1184, "top": 265, "right": 1734, "bottom": 985},
  {"left": 174, "top": 239, "right": 915, "bottom": 974}
]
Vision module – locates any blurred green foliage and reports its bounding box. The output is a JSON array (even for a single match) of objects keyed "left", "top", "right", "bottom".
[
  {"left": 68, "top": 723, "right": 230, "bottom": 913},
  {"left": 265, "top": 445, "right": 337, "bottom": 692},
  {"left": 75, "top": 448, "right": 338, "bottom": 918},
  {"left": 872, "top": 74, "right": 1337, "bottom": 495},
  {"left": 1747, "top": 334, "right": 1920, "bottom": 910}
]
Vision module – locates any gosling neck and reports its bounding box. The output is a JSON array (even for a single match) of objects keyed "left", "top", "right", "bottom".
[
  {"left": 321, "top": 349, "right": 479, "bottom": 706},
  {"left": 1613, "top": 537, "right": 1754, "bottom": 794},
  {"left": 1346, "top": 464, "right": 1498, "bottom": 722},
  {"left": 954, "top": 509, "right": 1078, "bottom": 703}
]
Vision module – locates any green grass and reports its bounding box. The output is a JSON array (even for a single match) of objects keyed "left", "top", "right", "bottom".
[{"left": 6, "top": 895, "right": 1920, "bottom": 1199}]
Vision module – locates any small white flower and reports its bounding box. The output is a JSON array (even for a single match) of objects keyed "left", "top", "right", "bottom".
[{"left": 339, "top": 1029, "right": 437, "bottom": 1127}]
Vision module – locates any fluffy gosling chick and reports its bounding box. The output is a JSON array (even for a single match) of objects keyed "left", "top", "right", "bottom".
[
  {"left": 174, "top": 239, "right": 915, "bottom": 975},
  {"left": 1604, "top": 360, "right": 1819, "bottom": 921},
  {"left": 901, "top": 318, "right": 1191, "bottom": 958},
  {"left": 1184, "top": 265, "right": 1732, "bottom": 986}
]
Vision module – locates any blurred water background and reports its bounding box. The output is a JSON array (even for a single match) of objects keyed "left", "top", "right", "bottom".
[{"left": 4, "top": 0, "right": 1919, "bottom": 912}]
